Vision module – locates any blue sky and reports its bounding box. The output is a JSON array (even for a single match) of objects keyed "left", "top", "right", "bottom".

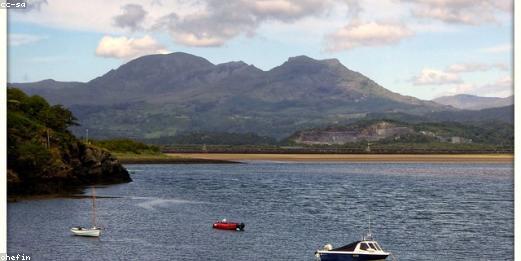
[{"left": 7, "top": 0, "right": 513, "bottom": 99}]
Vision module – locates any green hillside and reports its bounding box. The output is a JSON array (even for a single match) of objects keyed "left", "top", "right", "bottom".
[{"left": 7, "top": 88, "right": 131, "bottom": 195}]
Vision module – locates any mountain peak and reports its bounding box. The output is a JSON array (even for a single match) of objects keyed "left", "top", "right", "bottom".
[
  {"left": 321, "top": 58, "right": 343, "bottom": 67},
  {"left": 285, "top": 55, "right": 317, "bottom": 64},
  {"left": 91, "top": 52, "right": 215, "bottom": 84},
  {"left": 217, "top": 61, "right": 248, "bottom": 68},
  {"left": 39, "top": 79, "right": 58, "bottom": 83},
  {"left": 129, "top": 52, "right": 214, "bottom": 66},
  {"left": 283, "top": 55, "right": 345, "bottom": 69}
]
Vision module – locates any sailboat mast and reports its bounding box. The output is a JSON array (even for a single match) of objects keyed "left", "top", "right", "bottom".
[{"left": 92, "top": 186, "right": 97, "bottom": 227}]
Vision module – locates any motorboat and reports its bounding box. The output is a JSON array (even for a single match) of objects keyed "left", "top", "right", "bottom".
[
  {"left": 315, "top": 233, "right": 390, "bottom": 261},
  {"left": 212, "top": 219, "right": 245, "bottom": 231}
]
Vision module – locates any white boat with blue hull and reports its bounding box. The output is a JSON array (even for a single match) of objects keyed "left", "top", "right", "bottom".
[{"left": 316, "top": 234, "right": 390, "bottom": 261}]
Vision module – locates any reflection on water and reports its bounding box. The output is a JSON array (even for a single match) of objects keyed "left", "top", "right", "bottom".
[{"left": 8, "top": 163, "right": 513, "bottom": 260}]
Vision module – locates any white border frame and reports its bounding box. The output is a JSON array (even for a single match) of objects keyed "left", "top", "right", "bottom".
[{"left": 1, "top": 6, "right": 7, "bottom": 255}]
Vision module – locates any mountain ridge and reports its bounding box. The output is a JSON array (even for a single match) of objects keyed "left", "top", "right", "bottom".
[
  {"left": 10, "top": 52, "right": 454, "bottom": 138},
  {"left": 433, "top": 94, "right": 513, "bottom": 110}
]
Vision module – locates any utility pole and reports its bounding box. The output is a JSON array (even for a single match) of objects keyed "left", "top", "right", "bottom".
[
  {"left": 46, "top": 128, "right": 50, "bottom": 149},
  {"left": 85, "top": 129, "right": 89, "bottom": 144}
]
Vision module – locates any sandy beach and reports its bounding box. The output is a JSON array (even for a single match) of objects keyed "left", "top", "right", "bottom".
[{"left": 166, "top": 153, "right": 513, "bottom": 163}]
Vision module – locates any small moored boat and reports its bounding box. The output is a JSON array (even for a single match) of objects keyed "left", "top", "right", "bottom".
[
  {"left": 71, "top": 186, "right": 102, "bottom": 237},
  {"left": 70, "top": 226, "right": 101, "bottom": 237},
  {"left": 315, "top": 233, "right": 390, "bottom": 261},
  {"left": 212, "top": 219, "right": 245, "bottom": 231}
]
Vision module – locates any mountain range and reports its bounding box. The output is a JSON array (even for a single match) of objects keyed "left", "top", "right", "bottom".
[
  {"left": 433, "top": 94, "right": 513, "bottom": 110},
  {"left": 9, "top": 52, "right": 511, "bottom": 139}
]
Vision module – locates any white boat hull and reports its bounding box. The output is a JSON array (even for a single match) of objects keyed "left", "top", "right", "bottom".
[{"left": 70, "top": 227, "right": 101, "bottom": 237}]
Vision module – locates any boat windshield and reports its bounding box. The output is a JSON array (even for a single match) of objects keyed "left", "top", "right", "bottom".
[
  {"left": 368, "top": 243, "right": 378, "bottom": 250},
  {"left": 359, "top": 243, "right": 369, "bottom": 250},
  {"left": 372, "top": 243, "right": 382, "bottom": 251}
]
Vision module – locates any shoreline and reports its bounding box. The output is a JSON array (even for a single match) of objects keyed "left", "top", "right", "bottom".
[
  {"left": 7, "top": 194, "right": 121, "bottom": 202},
  {"left": 165, "top": 153, "right": 513, "bottom": 163},
  {"left": 115, "top": 154, "right": 239, "bottom": 164}
]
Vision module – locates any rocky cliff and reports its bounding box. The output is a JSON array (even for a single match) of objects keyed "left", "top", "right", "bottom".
[
  {"left": 8, "top": 142, "right": 131, "bottom": 195},
  {"left": 7, "top": 88, "right": 131, "bottom": 195}
]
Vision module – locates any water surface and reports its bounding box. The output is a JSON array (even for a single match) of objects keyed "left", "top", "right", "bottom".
[{"left": 8, "top": 162, "right": 513, "bottom": 260}]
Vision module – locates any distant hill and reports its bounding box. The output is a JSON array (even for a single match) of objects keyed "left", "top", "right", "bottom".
[
  {"left": 366, "top": 105, "right": 513, "bottom": 124},
  {"left": 10, "top": 52, "right": 450, "bottom": 139},
  {"left": 433, "top": 94, "right": 513, "bottom": 110},
  {"left": 144, "top": 132, "right": 277, "bottom": 146},
  {"left": 287, "top": 119, "right": 513, "bottom": 148},
  {"left": 424, "top": 105, "right": 513, "bottom": 123}
]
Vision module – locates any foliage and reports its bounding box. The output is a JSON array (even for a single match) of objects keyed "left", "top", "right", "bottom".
[
  {"left": 287, "top": 118, "right": 513, "bottom": 150},
  {"left": 7, "top": 88, "right": 131, "bottom": 195},
  {"left": 7, "top": 88, "right": 81, "bottom": 179},
  {"left": 92, "top": 138, "right": 160, "bottom": 154},
  {"left": 16, "top": 142, "right": 53, "bottom": 179},
  {"left": 144, "top": 132, "right": 278, "bottom": 146}
]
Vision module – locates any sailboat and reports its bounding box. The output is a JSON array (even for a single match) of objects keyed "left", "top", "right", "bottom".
[{"left": 70, "top": 186, "right": 101, "bottom": 237}]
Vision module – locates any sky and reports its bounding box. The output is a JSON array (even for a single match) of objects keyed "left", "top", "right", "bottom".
[{"left": 6, "top": 0, "right": 513, "bottom": 100}]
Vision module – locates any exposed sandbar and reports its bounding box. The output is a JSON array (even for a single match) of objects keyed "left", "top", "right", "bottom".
[{"left": 165, "top": 153, "right": 513, "bottom": 163}]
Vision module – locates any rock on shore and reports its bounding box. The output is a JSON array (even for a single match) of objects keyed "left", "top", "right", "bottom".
[{"left": 8, "top": 142, "right": 131, "bottom": 195}]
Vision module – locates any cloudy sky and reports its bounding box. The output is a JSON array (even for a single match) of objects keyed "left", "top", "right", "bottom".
[{"left": 7, "top": 0, "right": 513, "bottom": 99}]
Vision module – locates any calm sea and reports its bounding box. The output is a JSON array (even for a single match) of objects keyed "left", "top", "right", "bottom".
[{"left": 8, "top": 162, "right": 513, "bottom": 260}]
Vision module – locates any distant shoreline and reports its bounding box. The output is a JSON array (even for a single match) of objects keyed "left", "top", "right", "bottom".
[
  {"left": 165, "top": 153, "right": 513, "bottom": 163},
  {"left": 115, "top": 153, "right": 239, "bottom": 164}
]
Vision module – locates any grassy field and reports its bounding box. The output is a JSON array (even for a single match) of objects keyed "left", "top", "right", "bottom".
[
  {"left": 165, "top": 153, "right": 513, "bottom": 163},
  {"left": 114, "top": 152, "right": 238, "bottom": 164}
]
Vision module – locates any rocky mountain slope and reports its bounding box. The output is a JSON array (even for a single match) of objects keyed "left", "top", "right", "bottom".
[{"left": 12, "top": 52, "right": 451, "bottom": 139}]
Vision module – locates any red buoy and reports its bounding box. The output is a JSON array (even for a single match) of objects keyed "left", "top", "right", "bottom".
[{"left": 212, "top": 219, "right": 245, "bottom": 231}]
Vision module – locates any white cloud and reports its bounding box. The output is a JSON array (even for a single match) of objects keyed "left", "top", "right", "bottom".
[
  {"left": 443, "top": 76, "right": 513, "bottom": 97},
  {"left": 446, "top": 63, "right": 509, "bottom": 73},
  {"left": 95, "top": 35, "right": 169, "bottom": 60},
  {"left": 8, "top": 33, "right": 46, "bottom": 46},
  {"left": 480, "top": 44, "right": 512, "bottom": 54},
  {"left": 11, "top": 0, "right": 347, "bottom": 46},
  {"left": 413, "top": 62, "right": 510, "bottom": 86},
  {"left": 444, "top": 83, "right": 474, "bottom": 95},
  {"left": 478, "top": 75, "right": 513, "bottom": 95},
  {"left": 10, "top": 0, "right": 123, "bottom": 33},
  {"left": 325, "top": 21, "right": 413, "bottom": 51},
  {"left": 412, "top": 68, "right": 461, "bottom": 85},
  {"left": 8, "top": 0, "right": 513, "bottom": 51},
  {"left": 8, "top": 0, "right": 200, "bottom": 33},
  {"left": 155, "top": 0, "right": 343, "bottom": 47},
  {"left": 402, "top": 0, "right": 512, "bottom": 25}
]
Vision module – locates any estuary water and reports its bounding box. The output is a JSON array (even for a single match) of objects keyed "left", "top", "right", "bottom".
[{"left": 8, "top": 162, "right": 513, "bottom": 260}]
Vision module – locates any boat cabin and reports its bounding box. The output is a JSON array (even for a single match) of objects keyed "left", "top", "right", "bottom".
[{"left": 323, "top": 240, "right": 387, "bottom": 254}]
